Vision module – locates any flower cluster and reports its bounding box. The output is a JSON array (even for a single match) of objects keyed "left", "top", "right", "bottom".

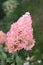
[
  {"left": 3, "top": 0, "right": 18, "bottom": 13},
  {"left": 0, "top": 31, "right": 6, "bottom": 44},
  {"left": 5, "top": 12, "right": 35, "bottom": 53}
]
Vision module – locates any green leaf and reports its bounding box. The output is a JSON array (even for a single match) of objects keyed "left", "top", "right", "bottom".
[
  {"left": 6, "top": 57, "right": 13, "bottom": 63},
  {"left": 1, "top": 60, "right": 5, "bottom": 65},
  {"left": 16, "top": 54, "right": 23, "bottom": 65},
  {"left": 2, "top": 52, "right": 7, "bottom": 59},
  {"left": 11, "top": 63, "right": 15, "bottom": 65}
]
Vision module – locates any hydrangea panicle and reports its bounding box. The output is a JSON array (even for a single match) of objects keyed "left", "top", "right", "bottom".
[{"left": 5, "top": 12, "right": 35, "bottom": 53}]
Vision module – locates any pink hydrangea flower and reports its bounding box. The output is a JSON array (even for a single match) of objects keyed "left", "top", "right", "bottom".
[
  {"left": 0, "top": 31, "right": 6, "bottom": 44},
  {"left": 5, "top": 12, "right": 35, "bottom": 53}
]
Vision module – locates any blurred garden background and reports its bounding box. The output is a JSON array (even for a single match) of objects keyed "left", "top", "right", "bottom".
[{"left": 0, "top": 0, "right": 43, "bottom": 65}]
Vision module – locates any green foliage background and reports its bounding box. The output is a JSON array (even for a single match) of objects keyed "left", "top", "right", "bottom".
[{"left": 0, "top": 0, "right": 43, "bottom": 65}]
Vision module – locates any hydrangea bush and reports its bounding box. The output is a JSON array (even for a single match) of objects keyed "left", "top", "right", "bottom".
[{"left": 0, "top": 12, "right": 35, "bottom": 65}]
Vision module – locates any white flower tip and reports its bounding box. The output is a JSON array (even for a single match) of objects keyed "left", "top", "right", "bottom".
[
  {"left": 25, "top": 12, "right": 30, "bottom": 15},
  {"left": 23, "top": 62, "right": 29, "bottom": 65},
  {"left": 26, "top": 56, "right": 30, "bottom": 61},
  {"left": 37, "top": 60, "right": 41, "bottom": 63}
]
